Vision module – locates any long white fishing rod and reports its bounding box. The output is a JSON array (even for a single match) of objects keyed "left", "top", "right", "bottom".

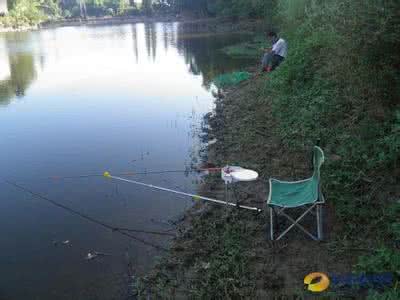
[{"left": 103, "top": 172, "right": 262, "bottom": 212}]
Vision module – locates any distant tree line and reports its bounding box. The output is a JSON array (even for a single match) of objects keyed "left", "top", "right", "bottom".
[
  {"left": 58, "top": 0, "right": 141, "bottom": 18},
  {"left": 1, "top": 0, "right": 159, "bottom": 25},
  {"left": 1, "top": 0, "right": 275, "bottom": 26},
  {"left": 167, "top": 0, "right": 275, "bottom": 18}
]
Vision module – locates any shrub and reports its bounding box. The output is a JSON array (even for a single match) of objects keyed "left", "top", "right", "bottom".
[
  {"left": 62, "top": 9, "right": 72, "bottom": 18},
  {"left": 70, "top": 6, "right": 81, "bottom": 18},
  {"left": 106, "top": 7, "right": 114, "bottom": 16},
  {"left": 0, "top": 0, "right": 45, "bottom": 27}
]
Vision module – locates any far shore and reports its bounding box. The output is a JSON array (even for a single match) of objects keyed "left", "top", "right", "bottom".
[{"left": 0, "top": 15, "right": 265, "bottom": 34}]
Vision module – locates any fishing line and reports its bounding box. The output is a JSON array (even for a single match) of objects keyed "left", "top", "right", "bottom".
[
  {"left": 113, "top": 227, "right": 175, "bottom": 237},
  {"left": 48, "top": 167, "right": 222, "bottom": 180},
  {"left": 49, "top": 170, "right": 186, "bottom": 180},
  {"left": 5, "top": 180, "right": 169, "bottom": 251}
]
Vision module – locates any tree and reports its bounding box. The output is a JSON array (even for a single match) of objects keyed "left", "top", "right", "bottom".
[
  {"left": 142, "top": 0, "right": 152, "bottom": 16},
  {"left": 117, "top": 0, "right": 128, "bottom": 15},
  {"left": 167, "top": 0, "right": 274, "bottom": 18},
  {"left": 39, "top": 0, "right": 61, "bottom": 17},
  {"left": 78, "top": 0, "right": 87, "bottom": 18}
]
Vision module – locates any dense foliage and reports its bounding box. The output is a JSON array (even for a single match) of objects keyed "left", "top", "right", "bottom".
[
  {"left": 1, "top": 0, "right": 146, "bottom": 28},
  {"left": 0, "top": 0, "right": 278, "bottom": 28},
  {"left": 261, "top": 1, "right": 399, "bottom": 297},
  {"left": 59, "top": 0, "right": 141, "bottom": 18},
  {"left": 268, "top": 0, "right": 399, "bottom": 253},
  {"left": 230, "top": 0, "right": 398, "bottom": 297},
  {"left": 168, "top": 0, "right": 274, "bottom": 18},
  {"left": 1, "top": 0, "right": 45, "bottom": 27}
]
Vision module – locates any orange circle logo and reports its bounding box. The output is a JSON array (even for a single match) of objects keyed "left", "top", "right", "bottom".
[{"left": 304, "top": 272, "right": 330, "bottom": 292}]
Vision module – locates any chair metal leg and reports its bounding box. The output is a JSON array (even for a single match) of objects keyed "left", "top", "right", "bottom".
[
  {"left": 270, "top": 207, "right": 274, "bottom": 240},
  {"left": 317, "top": 204, "right": 323, "bottom": 240},
  {"left": 225, "top": 183, "right": 229, "bottom": 205},
  {"left": 277, "top": 205, "right": 318, "bottom": 240},
  {"left": 269, "top": 203, "right": 324, "bottom": 241}
]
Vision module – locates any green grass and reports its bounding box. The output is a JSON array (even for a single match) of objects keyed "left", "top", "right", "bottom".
[
  {"left": 266, "top": 1, "right": 400, "bottom": 295},
  {"left": 367, "top": 288, "right": 400, "bottom": 300},
  {"left": 215, "top": 0, "right": 400, "bottom": 296}
]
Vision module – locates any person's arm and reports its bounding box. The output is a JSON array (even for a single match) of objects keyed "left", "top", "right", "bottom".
[{"left": 272, "top": 40, "right": 283, "bottom": 56}]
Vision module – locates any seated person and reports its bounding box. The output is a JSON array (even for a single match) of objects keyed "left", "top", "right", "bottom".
[{"left": 261, "top": 31, "right": 287, "bottom": 72}]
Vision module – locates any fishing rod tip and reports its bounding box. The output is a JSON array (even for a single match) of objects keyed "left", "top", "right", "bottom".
[{"left": 103, "top": 171, "right": 111, "bottom": 178}]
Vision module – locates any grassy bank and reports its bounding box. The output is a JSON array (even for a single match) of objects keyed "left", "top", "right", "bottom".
[
  {"left": 137, "top": 78, "right": 398, "bottom": 298},
  {"left": 267, "top": 2, "right": 400, "bottom": 287},
  {"left": 137, "top": 0, "right": 399, "bottom": 298}
]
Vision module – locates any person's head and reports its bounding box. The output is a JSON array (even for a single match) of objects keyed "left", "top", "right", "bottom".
[{"left": 267, "top": 31, "right": 278, "bottom": 44}]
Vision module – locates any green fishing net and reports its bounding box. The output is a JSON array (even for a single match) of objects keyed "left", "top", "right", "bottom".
[{"left": 213, "top": 71, "right": 251, "bottom": 88}]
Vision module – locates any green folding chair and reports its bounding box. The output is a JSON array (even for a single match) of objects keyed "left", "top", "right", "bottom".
[{"left": 267, "top": 146, "right": 325, "bottom": 240}]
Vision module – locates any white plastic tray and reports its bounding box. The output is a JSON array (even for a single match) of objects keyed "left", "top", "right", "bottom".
[{"left": 221, "top": 166, "right": 258, "bottom": 183}]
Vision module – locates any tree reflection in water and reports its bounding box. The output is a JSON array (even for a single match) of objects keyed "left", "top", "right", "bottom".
[
  {"left": 0, "top": 22, "right": 252, "bottom": 106},
  {"left": 134, "top": 22, "right": 254, "bottom": 90},
  {"left": 0, "top": 33, "right": 37, "bottom": 106}
]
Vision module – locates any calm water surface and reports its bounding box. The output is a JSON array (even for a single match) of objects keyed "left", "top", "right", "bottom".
[{"left": 0, "top": 23, "right": 251, "bottom": 299}]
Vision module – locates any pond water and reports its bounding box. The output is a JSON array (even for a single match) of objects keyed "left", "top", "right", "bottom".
[{"left": 0, "top": 22, "right": 252, "bottom": 299}]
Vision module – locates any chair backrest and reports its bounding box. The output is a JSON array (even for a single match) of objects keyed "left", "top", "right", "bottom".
[{"left": 312, "top": 146, "right": 325, "bottom": 181}]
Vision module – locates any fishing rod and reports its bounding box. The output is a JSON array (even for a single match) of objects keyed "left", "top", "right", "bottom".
[
  {"left": 48, "top": 167, "right": 222, "bottom": 180},
  {"left": 103, "top": 172, "right": 262, "bottom": 212},
  {"left": 114, "top": 227, "right": 175, "bottom": 237},
  {"left": 4, "top": 180, "right": 169, "bottom": 251}
]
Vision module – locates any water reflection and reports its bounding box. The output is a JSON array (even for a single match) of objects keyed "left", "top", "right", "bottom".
[
  {"left": 136, "top": 22, "right": 252, "bottom": 89},
  {"left": 132, "top": 24, "right": 139, "bottom": 63},
  {"left": 0, "top": 22, "right": 251, "bottom": 107},
  {"left": 145, "top": 22, "right": 157, "bottom": 61},
  {"left": 177, "top": 29, "right": 254, "bottom": 89},
  {"left": 0, "top": 34, "right": 37, "bottom": 105}
]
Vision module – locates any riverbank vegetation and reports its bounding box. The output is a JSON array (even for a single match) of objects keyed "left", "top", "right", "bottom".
[
  {"left": 139, "top": 0, "right": 399, "bottom": 298},
  {"left": 168, "top": 0, "right": 273, "bottom": 19},
  {"left": 0, "top": 1, "right": 138, "bottom": 29},
  {"left": 267, "top": 1, "right": 399, "bottom": 279},
  {"left": 0, "top": 0, "right": 170, "bottom": 29},
  {"left": 0, "top": 0, "right": 45, "bottom": 28},
  {"left": 0, "top": 0, "right": 276, "bottom": 30}
]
